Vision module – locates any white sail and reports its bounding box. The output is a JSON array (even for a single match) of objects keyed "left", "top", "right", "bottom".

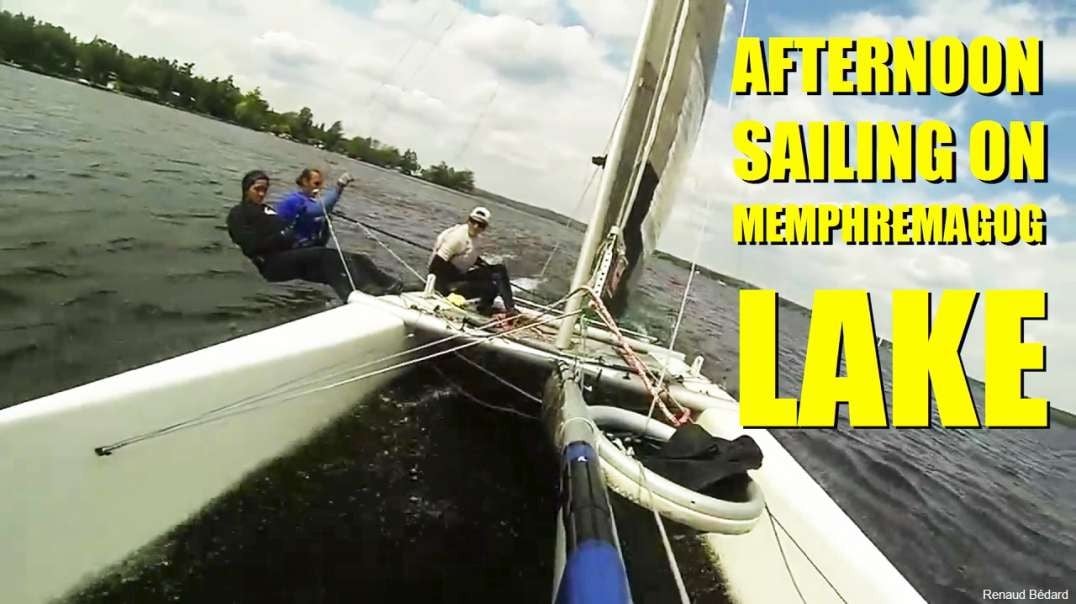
[{"left": 557, "top": 0, "right": 725, "bottom": 345}]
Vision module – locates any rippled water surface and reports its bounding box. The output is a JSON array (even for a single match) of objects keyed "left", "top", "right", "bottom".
[{"left": 2, "top": 66, "right": 1073, "bottom": 603}]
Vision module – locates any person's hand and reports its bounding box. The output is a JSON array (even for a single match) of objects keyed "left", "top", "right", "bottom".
[{"left": 337, "top": 172, "right": 354, "bottom": 188}]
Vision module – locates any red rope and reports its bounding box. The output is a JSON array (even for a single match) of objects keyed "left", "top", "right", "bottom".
[{"left": 581, "top": 288, "right": 692, "bottom": 426}]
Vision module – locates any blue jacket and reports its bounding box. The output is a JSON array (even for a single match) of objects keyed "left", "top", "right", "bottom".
[{"left": 273, "top": 186, "right": 343, "bottom": 248}]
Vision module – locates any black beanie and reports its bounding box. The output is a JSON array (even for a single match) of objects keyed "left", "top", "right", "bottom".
[{"left": 241, "top": 170, "right": 270, "bottom": 199}]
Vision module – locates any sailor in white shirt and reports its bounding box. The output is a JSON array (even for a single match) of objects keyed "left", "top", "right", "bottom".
[{"left": 427, "top": 207, "right": 518, "bottom": 315}]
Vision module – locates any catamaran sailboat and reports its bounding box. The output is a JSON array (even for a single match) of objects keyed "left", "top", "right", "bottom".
[{"left": 0, "top": 0, "right": 926, "bottom": 602}]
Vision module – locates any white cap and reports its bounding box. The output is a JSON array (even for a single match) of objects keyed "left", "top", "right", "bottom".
[{"left": 469, "top": 206, "right": 491, "bottom": 225}]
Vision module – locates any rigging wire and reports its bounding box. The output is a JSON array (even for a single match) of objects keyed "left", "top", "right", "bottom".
[
  {"left": 329, "top": 210, "right": 546, "bottom": 299},
  {"left": 431, "top": 364, "right": 540, "bottom": 421},
  {"left": 451, "top": 352, "right": 545, "bottom": 405},
  {"left": 536, "top": 26, "right": 646, "bottom": 280},
  {"left": 450, "top": 83, "right": 499, "bottom": 166},
  {"left": 200, "top": 290, "right": 569, "bottom": 422},
  {"left": 336, "top": 209, "right": 427, "bottom": 283},
  {"left": 767, "top": 505, "right": 809, "bottom": 604},
  {"left": 320, "top": 194, "right": 358, "bottom": 295},
  {"left": 359, "top": 7, "right": 445, "bottom": 128},
  {"left": 369, "top": 2, "right": 466, "bottom": 142},
  {"left": 94, "top": 297, "right": 585, "bottom": 455},
  {"left": 637, "top": 457, "right": 692, "bottom": 603},
  {"left": 537, "top": 164, "right": 601, "bottom": 279},
  {"left": 321, "top": 5, "right": 463, "bottom": 289},
  {"left": 767, "top": 502, "right": 851, "bottom": 604}
]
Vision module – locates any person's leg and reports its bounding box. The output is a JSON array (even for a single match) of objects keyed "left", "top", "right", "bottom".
[
  {"left": 344, "top": 251, "right": 402, "bottom": 292},
  {"left": 463, "top": 264, "right": 514, "bottom": 312},
  {"left": 486, "top": 263, "right": 516, "bottom": 312},
  {"left": 448, "top": 274, "right": 497, "bottom": 313},
  {"left": 259, "top": 248, "right": 365, "bottom": 301},
  {"left": 258, "top": 250, "right": 311, "bottom": 285}
]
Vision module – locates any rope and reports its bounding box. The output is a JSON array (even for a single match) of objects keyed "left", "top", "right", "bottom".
[
  {"left": 336, "top": 209, "right": 426, "bottom": 282},
  {"left": 319, "top": 194, "right": 358, "bottom": 294},
  {"left": 767, "top": 504, "right": 849, "bottom": 604},
  {"left": 579, "top": 287, "right": 690, "bottom": 426},
  {"left": 767, "top": 506, "right": 808, "bottom": 604},
  {"left": 729, "top": 0, "right": 751, "bottom": 303},
  {"left": 332, "top": 209, "right": 546, "bottom": 299},
  {"left": 537, "top": 70, "right": 637, "bottom": 280},
  {"left": 370, "top": 4, "right": 465, "bottom": 142},
  {"left": 358, "top": 7, "right": 443, "bottom": 116},
  {"left": 94, "top": 305, "right": 583, "bottom": 455},
  {"left": 431, "top": 365, "right": 539, "bottom": 421},
  {"left": 538, "top": 164, "right": 601, "bottom": 279},
  {"left": 610, "top": 434, "right": 689, "bottom": 603},
  {"left": 639, "top": 456, "right": 691, "bottom": 604},
  {"left": 452, "top": 353, "right": 544, "bottom": 405},
  {"left": 332, "top": 210, "right": 428, "bottom": 249},
  {"left": 555, "top": 415, "right": 600, "bottom": 449},
  {"left": 107, "top": 290, "right": 573, "bottom": 452}
]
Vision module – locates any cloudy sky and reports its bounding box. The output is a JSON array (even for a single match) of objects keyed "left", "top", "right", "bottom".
[{"left": 8, "top": 0, "right": 1074, "bottom": 415}]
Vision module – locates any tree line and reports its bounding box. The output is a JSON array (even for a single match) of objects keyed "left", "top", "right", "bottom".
[{"left": 0, "top": 10, "right": 476, "bottom": 192}]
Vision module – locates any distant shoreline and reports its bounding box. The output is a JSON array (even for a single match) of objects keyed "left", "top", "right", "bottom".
[
  {"left": 0, "top": 62, "right": 246, "bottom": 129},
  {"left": 1, "top": 62, "right": 581, "bottom": 228},
  {"left": 0, "top": 59, "right": 473, "bottom": 191}
]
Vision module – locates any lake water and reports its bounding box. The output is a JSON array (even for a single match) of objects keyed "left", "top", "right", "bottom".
[{"left": 2, "top": 65, "right": 1073, "bottom": 603}]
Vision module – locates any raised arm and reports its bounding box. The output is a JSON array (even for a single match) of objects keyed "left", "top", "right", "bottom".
[
  {"left": 304, "top": 172, "right": 353, "bottom": 217},
  {"left": 310, "top": 185, "right": 341, "bottom": 216}
]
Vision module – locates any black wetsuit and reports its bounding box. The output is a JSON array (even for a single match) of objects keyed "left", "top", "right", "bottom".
[
  {"left": 227, "top": 200, "right": 399, "bottom": 301},
  {"left": 428, "top": 255, "right": 515, "bottom": 313}
]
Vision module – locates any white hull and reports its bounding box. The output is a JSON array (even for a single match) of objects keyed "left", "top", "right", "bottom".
[
  {"left": 694, "top": 411, "right": 924, "bottom": 604},
  {"left": 0, "top": 298, "right": 409, "bottom": 604},
  {"left": 0, "top": 292, "right": 925, "bottom": 604}
]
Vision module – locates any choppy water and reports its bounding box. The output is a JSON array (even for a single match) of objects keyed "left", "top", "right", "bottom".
[{"left": 2, "top": 66, "right": 1073, "bottom": 603}]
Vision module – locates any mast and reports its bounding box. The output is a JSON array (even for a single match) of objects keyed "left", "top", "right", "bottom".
[
  {"left": 554, "top": 0, "right": 725, "bottom": 349},
  {"left": 554, "top": 0, "right": 670, "bottom": 350}
]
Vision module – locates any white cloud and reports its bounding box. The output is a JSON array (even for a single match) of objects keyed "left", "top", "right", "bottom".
[
  {"left": 447, "top": 15, "right": 604, "bottom": 84},
  {"left": 564, "top": 0, "right": 647, "bottom": 44},
  {"left": 1042, "top": 196, "right": 1070, "bottom": 217},
  {"left": 123, "top": 1, "right": 171, "bottom": 28},
  {"left": 1056, "top": 171, "right": 1076, "bottom": 187},
  {"left": 478, "top": 0, "right": 562, "bottom": 24},
  {"left": 780, "top": 0, "right": 1076, "bottom": 84},
  {"left": 251, "top": 30, "right": 326, "bottom": 68}
]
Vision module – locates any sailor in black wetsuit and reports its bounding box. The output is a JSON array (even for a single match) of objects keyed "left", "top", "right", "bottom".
[{"left": 227, "top": 170, "right": 402, "bottom": 301}]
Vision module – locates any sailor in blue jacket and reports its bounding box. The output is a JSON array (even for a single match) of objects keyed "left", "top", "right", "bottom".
[
  {"left": 274, "top": 168, "right": 354, "bottom": 248},
  {"left": 228, "top": 170, "right": 403, "bottom": 301}
]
